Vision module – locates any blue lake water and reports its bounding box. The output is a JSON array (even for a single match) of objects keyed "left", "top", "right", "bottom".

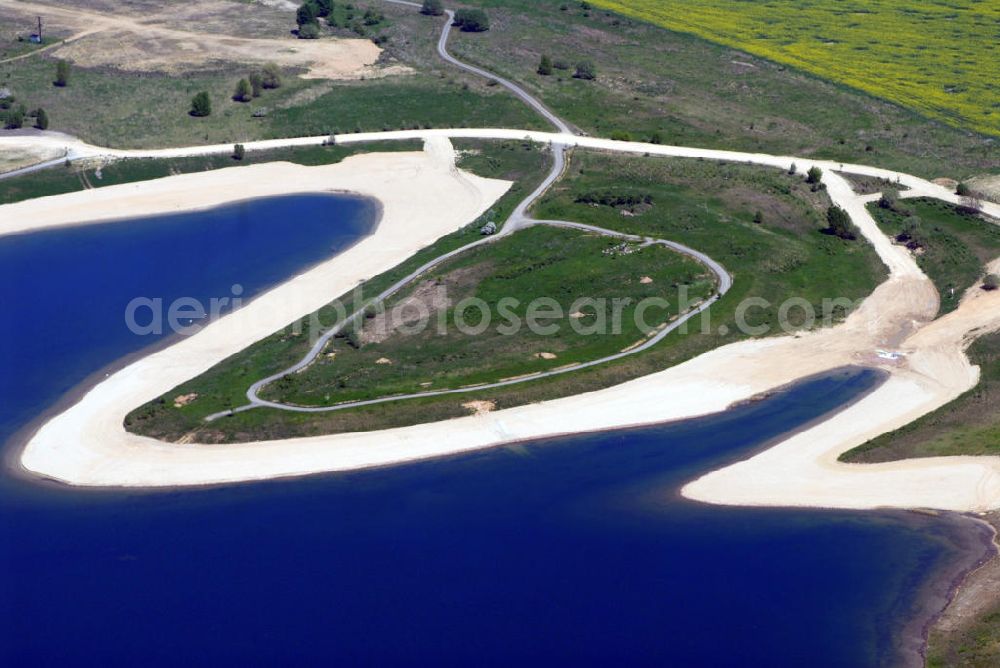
[{"left": 0, "top": 195, "right": 982, "bottom": 666}]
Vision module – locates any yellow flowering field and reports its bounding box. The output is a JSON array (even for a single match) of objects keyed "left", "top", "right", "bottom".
[{"left": 591, "top": 0, "right": 999, "bottom": 136}]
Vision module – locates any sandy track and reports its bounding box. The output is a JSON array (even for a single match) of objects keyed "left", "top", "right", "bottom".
[
  {"left": 4, "top": 129, "right": 1000, "bottom": 511},
  {"left": 0, "top": 0, "right": 396, "bottom": 79}
]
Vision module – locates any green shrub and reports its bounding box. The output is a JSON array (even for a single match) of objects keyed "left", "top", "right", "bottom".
[
  {"left": 454, "top": 9, "right": 490, "bottom": 32},
  {"left": 190, "top": 92, "right": 212, "bottom": 117},
  {"left": 574, "top": 61, "right": 597, "bottom": 80},
  {"left": 421, "top": 0, "right": 444, "bottom": 16}
]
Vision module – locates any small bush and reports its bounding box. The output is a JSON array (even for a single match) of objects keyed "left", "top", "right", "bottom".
[
  {"left": 262, "top": 63, "right": 282, "bottom": 89},
  {"left": 54, "top": 59, "right": 70, "bottom": 87},
  {"left": 825, "top": 205, "right": 858, "bottom": 240},
  {"left": 983, "top": 274, "right": 999, "bottom": 291},
  {"left": 453, "top": 9, "right": 490, "bottom": 32},
  {"left": 537, "top": 55, "right": 553, "bottom": 76},
  {"left": 233, "top": 144, "right": 246, "bottom": 161},
  {"left": 298, "top": 22, "right": 321, "bottom": 39},
  {"left": 249, "top": 73, "right": 263, "bottom": 98},
  {"left": 878, "top": 188, "right": 898, "bottom": 210},
  {"left": 806, "top": 166, "right": 823, "bottom": 184},
  {"left": 233, "top": 78, "right": 252, "bottom": 102},
  {"left": 190, "top": 92, "right": 212, "bottom": 117},
  {"left": 421, "top": 0, "right": 444, "bottom": 16},
  {"left": 956, "top": 182, "right": 971, "bottom": 196},
  {"left": 574, "top": 61, "right": 597, "bottom": 80},
  {"left": 34, "top": 107, "right": 48, "bottom": 130}
]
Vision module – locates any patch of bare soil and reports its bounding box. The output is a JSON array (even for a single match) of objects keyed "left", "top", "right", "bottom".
[
  {"left": 0, "top": 143, "right": 62, "bottom": 173},
  {"left": 359, "top": 263, "right": 491, "bottom": 345},
  {"left": 461, "top": 400, "right": 496, "bottom": 416},
  {"left": 967, "top": 175, "right": 1000, "bottom": 204},
  {"left": 0, "top": 0, "right": 406, "bottom": 79}
]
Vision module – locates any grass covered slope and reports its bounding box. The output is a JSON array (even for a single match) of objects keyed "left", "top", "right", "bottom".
[
  {"left": 126, "top": 147, "right": 885, "bottom": 443},
  {"left": 259, "top": 225, "right": 715, "bottom": 407},
  {"left": 591, "top": 0, "right": 1000, "bottom": 137},
  {"left": 452, "top": 1, "right": 997, "bottom": 179},
  {"left": 868, "top": 198, "right": 1000, "bottom": 315},
  {"left": 846, "top": 332, "right": 1000, "bottom": 463}
]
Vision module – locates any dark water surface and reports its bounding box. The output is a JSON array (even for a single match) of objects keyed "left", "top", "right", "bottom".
[{"left": 0, "top": 196, "right": 977, "bottom": 666}]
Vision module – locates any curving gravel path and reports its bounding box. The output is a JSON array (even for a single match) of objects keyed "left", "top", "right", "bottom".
[{"left": 203, "top": 2, "right": 731, "bottom": 420}]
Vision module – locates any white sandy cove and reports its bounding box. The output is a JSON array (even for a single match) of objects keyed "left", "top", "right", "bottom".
[{"left": 6, "top": 134, "right": 1000, "bottom": 512}]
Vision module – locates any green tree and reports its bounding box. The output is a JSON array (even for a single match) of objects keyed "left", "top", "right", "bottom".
[
  {"left": 315, "top": 0, "right": 333, "bottom": 17},
  {"left": 896, "top": 216, "right": 922, "bottom": 247},
  {"left": 574, "top": 60, "right": 596, "bottom": 80},
  {"left": 984, "top": 274, "right": 999, "bottom": 291},
  {"left": 453, "top": 8, "right": 490, "bottom": 32},
  {"left": 5, "top": 103, "right": 25, "bottom": 129},
  {"left": 788, "top": 162, "right": 797, "bottom": 175},
  {"left": 298, "top": 22, "right": 320, "bottom": 39},
  {"left": 297, "top": 2, "right": 318, "bottom": 27},
  {"left": 421, "top": 0, "right": 444, "bottom": 16},
  {"left": 878, "top": 187, "right": 898, "bottom": 210},
  {"left": 190, "top": 91, "right": 212, "bottom": 117},
  {"left": 753, "top": 211, "right": 763, "bottom": 224},
  {"left": 956, "top": 182, "right": 971, "bottom": 196},
  {"left": 806, "top": 166, "right": 823, "bottom": 184},
  {"left": 249, "top": 72, "right": 263, "bottom": 98},
  {"left": 537, "top": 54, "right": 553, "bottom": 76},
  {"left": 825, "top": 205, "right": 858, "bottom": 240},
  {"left": 34, "top": 107, "right": 48, "bottom": 130},
  {"left": 233, "top": 78, "right": 252, "bottom": 102},
  {"left": 54, "top": 59, "right": 70, "bottom": 87},
  {"left": 261, "top": 62, "right": 282, "bottom": 89},
  {"left": 233, "top": 144, "right": 246, "bottom": 161}
]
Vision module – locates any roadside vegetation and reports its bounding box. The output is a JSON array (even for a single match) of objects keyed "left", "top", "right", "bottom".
[
  {"left": 0, "top": 140, "right": 421, "bottom": 206},
  {"left": 259, "top": 224, "right": 713, "bottom": 407},
  {"left": 1, "top": 0, "right": 995, "bottom": 181},
  {"left": 868, "top": 198, "right": 1000, "bottom": 315},
  {"left": 448, "top": 0, "right": 997, "bottom": 179},
  {"left": 125, "top": 147, "right": 885, "bottom": 442},
  {"left": 842, "top": 200, "right": 1000, "bottom": 463},
  {"left": 590, "top": 0, "right": 999, "bottom": 138},
  {"left": 845, "top": 331, "right": 1000, "bottom": 464}
]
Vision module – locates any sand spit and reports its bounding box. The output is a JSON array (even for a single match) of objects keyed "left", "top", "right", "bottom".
[{"left": 6, "top": 131, "right": 1000, "bottom": 512}]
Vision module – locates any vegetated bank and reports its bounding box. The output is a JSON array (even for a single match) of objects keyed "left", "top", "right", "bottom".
[
  {"left": 126, "top": 146, "right": 886, "bottom": 442},
  {"left": 0, "top": 140, "right": 422, "bottom": 206},
  {"left": 840, "top": 197, "right": 1000, "bottom": 465},
  {"left": 255, "top": 224, "right": 715, "bottom": 407},
  {"left": 864, "top": 196, "right": 1000, "bottom": 316}
]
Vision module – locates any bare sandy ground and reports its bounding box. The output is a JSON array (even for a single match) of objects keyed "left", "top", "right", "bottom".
[
  {"left": 0, "top": 137, "right": 62, "bottom": 173},
  {"left": 0, "top": 0, "right": 403, "bottom": 79},
  {"left": 6, "top": 130, "right": 1000, "bottom": 513}
]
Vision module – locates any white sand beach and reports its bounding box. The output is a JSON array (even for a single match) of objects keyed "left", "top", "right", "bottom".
[{"left": 7, "top": 134, "right": 1000, "bottom": 512}]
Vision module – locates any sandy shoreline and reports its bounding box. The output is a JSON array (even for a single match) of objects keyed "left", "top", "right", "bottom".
[{"left": 6, "top": 133, "right": 1000, "bottom": 513}]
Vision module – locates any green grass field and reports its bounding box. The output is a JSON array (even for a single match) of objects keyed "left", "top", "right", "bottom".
[
  {"left": 259, "top": 225, "right": 713, "bottom": 406},
  {"left": 591, "top": 0, "right": 1000, "bottom": 137},
  {"left": 0, "top": 54, "right": 541, "bottom": 149},
  {"left": 126, "top": 147, "right": 885, "bottom": 443},
  {"left": 453, "top": 1, "right": 998, "bottom": 179}
]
